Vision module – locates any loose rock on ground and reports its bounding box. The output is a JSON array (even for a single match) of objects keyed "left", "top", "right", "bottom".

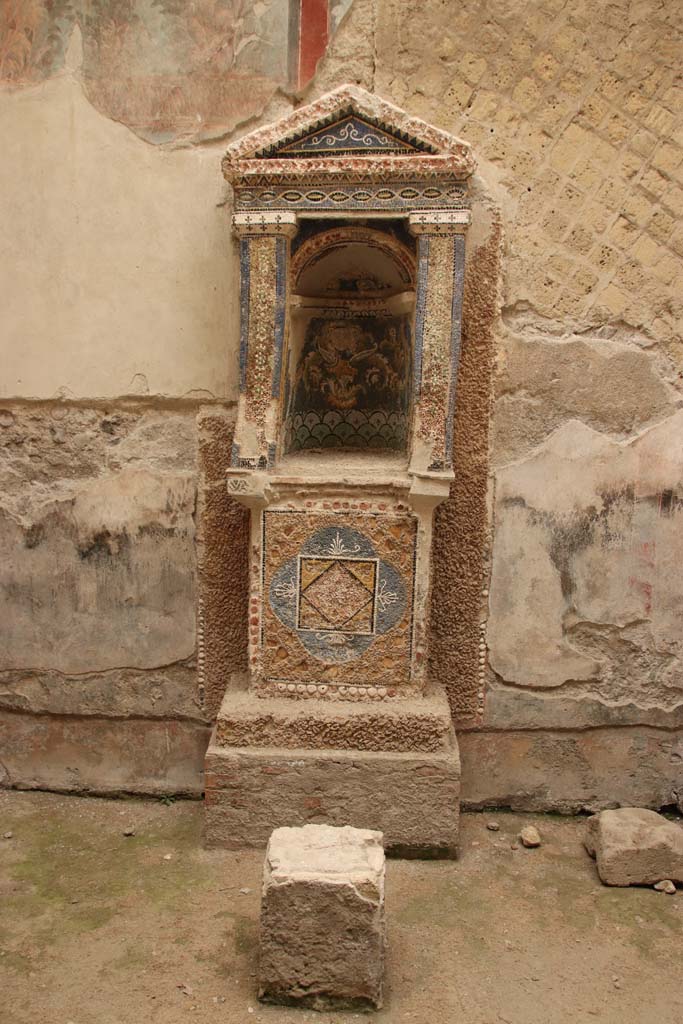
[
  {"left": 519, "top": 826, "right": 541, "bottom": 848},
  {"left": 585, "top": 808, "right": 683, "bottom": 887}
]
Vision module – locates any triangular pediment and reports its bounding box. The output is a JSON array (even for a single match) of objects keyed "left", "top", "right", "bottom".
[
  {"left": 223, "top": 84, "right": 474, "bottom": 179},
  {"left": 258, "top": 112, "right": 435, "bottom": 158}
]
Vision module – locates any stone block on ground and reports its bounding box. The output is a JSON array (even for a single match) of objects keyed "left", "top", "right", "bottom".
[
  {"left": 258, "top": 824, "right": 386, "bottom": 1011},
  {"left": 585, "top": 807, "right": 683, "bottom": 887}
]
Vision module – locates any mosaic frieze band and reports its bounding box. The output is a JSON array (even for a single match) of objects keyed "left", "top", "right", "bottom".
[{"left": 234, "top": 181, "right": 468, "bottom": 213}]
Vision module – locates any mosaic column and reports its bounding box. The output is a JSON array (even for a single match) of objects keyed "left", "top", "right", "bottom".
[
  {"left": 407, "top": 209, "right": 471, "bottom": 688},
  {"left": 408, "top": 210, "right": 471, "bottom": 475},
  {"left": 230, "top": 212, "right": 298, "bottom": 473},
  {"left": 228, "top": 211, "right": 297, "bottom": 686}
]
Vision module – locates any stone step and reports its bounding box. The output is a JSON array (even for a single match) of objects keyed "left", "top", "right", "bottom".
[
  {"left": 214, "top": 681, "right": 454, "bottom": 753},
  {"left": 204, "top": 732, "right": 460, "bottom": 856}
]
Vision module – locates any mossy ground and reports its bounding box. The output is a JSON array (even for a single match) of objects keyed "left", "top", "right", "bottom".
[{"left": 1, "top": 792, "right": 681, "bottom": 1024}]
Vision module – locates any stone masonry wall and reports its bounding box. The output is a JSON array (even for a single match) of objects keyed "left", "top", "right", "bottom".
[{"left": 1, "top": 0, "right": 682, "bottom": 807}]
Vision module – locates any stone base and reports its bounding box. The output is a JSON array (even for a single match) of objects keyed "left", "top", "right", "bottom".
[
  {"left": 204, "top": 684, "right": 460, "bottom": 856},
  {"left": 213, "top": 679, "right": 455, "bottom": 753}
]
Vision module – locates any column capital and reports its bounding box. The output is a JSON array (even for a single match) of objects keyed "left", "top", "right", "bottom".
[
  {"left": 408, "top": 209, "right": 471, "bottom": 236},
  {"left": 232, "top": 211, "right": 298, "bottom": 237}
]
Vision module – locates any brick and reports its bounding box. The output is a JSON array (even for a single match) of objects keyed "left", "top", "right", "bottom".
[
  {"left": 513, "top": 76, "right": 543, "bottom": 109},
  {"left": 645, "top": 104, "right": 677, "bottom": 137},
  {"left": 652, "top": 142, "right": 683, "bottom": 177},
  {"left": 533, "top": 52, "right": 560, "bottom": 81},
  {"left": 630, "top": 233, "right": 663, "bottom": 266},
  {"left": 648, "top": 210, "right": 675, "bottom": 243},
  {"left": 597, "top": 283, "right": 629, "bottom": 316}
]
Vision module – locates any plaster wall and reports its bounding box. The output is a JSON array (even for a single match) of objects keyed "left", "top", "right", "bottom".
[{"left": 1, "top": 0, "right": 682, "bottom": 806}]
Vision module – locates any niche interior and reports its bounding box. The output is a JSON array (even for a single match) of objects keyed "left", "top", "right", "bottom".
[{"left": 283, "top": 222, "right": 416, "bottom": 456}]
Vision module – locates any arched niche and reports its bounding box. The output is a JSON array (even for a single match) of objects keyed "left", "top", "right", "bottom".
[{"left": 282, "top": 224, "right": 416, "bottom": 456}]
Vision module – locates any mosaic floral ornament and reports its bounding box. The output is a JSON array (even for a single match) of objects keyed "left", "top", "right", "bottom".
[
  {"left": 269, "top": 526, "right": 406, "bottom": 664},
  {"left": 276, "top": 115, "right": 426, "bottom": 156}
]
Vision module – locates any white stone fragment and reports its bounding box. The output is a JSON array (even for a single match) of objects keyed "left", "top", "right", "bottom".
[
  {"left": 519, "top": 825, "right": 542, "bottom": 848},
  {"left": 258, "top": 824, "right": 385, "bottom": 1010}
]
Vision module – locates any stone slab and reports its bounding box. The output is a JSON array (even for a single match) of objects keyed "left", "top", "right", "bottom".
[
  {"left": 0, "top": 710, "right": 209, "bottom": 796},
  {"left": 259, "top": 824, "right": 385, "bottom": 1010},
  {"left": 204, "top": 730, "right": 460, "bottom": 856},
  {"left": 585, "top": 808, "right": 683, "bottom": 887},
  {"left": 214, "top": 681, "right": 453, "bottom": 753}
]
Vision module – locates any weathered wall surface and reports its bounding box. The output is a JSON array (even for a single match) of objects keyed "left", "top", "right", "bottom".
[
  {"left": 1, "top": 69, "right": 238, "bottom": 401},
  {"left": 1, "top": 0, "right": 682, "bottom": 806},
  {"left": 0, "top": 402, "right": 210, "bottom": 793}
]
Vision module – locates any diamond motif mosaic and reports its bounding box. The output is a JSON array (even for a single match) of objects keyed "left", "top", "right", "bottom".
[
  {"left": 298, "top": 557, "right": 376, "bottom": 633},
  {"left": 265, "top": 514, "right": 416, "bottom": 685}
]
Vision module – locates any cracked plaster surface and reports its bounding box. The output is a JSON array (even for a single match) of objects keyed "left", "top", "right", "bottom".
[
  {"left": 487, "top": 412, "right": 683, "bottom": 726},
  {"left": 0, "top": 406, "right": 200, "bottom": 679}
]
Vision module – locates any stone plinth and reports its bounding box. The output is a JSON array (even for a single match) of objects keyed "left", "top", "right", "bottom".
[
  {"left": 214, "top": 679, "right": 455, "bottom": 752},
  {"left": 204, "top": 681, "right": 460, "bottom": 856},
  {"left": 258, "top": 824, "right": 386, "bottom": 1010}
]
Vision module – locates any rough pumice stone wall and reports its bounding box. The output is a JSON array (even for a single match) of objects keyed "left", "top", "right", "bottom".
[
  {"left": 364, "top": 0, "right": 683, "bottom": 811},
  {"left": 1, "top": 0, "right": 682, "bottom": 807}
]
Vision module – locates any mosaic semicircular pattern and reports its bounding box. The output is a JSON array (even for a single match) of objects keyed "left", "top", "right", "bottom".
[{"left": 263, "top": 512, "right": 416, "bottom": 687}]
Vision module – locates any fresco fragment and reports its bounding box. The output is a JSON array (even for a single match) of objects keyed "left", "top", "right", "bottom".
[{"left": 0, "top": 0, "right": 354, "bottom": 143}]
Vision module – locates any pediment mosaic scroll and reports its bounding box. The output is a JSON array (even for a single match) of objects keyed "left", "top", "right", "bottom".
[
  {"left": 218, "top": 84, "right": 475, "bottom": 702},
  {"left": 258, "top": 115, "right": 436, "bottom": 158}
]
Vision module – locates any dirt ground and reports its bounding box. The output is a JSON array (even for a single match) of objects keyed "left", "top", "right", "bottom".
[{"left": 0, "top": 792, "right": 681, "bottom": 1024}]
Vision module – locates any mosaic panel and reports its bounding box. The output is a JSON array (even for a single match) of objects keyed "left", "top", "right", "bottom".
[
  {"left": 286, "top": 409, "right": 409, "bottom": 452},
  {"left": 284, "top": 314, "right": 411, "bottom": 453},
  {"left": 244, "top": 236, "right": 278, "bottom": 439},
  {"left": 414, "top": 233, "right": 467, "bottom": 471},
  {"left": 263, "top": 512, "right": 416, "bottom": 688},
  {"left": 232, "top": 232, "right": 287, "bottom": 470}
]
